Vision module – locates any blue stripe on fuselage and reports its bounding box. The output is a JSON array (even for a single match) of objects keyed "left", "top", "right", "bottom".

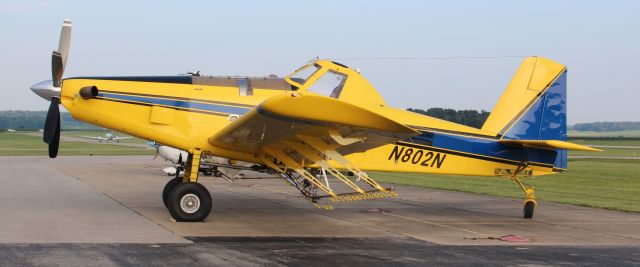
[
  {"left": 98, "top": 93, "right": 251, "bottom": 115},
  {"left": 408, "top": 131, "right": 557, "bottom": 167}
]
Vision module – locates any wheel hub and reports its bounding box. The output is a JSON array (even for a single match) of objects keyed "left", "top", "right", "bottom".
[{"left": 180, "top": 193, "right": 200, "bottom": 214}]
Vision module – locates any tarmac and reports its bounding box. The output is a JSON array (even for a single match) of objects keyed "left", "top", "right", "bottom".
[{"left": 1, "top": 156, "right": 639, "bottom": 266}]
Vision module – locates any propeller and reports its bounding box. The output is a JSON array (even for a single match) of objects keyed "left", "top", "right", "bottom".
[{"left": 33, "top": 19, "right": 72, "bottom": 158}]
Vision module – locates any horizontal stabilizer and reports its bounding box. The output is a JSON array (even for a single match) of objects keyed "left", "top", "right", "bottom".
[{"left": 499, "top": 140, "right": 601, "bottom": 152}]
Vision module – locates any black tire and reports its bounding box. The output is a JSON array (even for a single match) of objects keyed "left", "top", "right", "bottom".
[
  {"left": 523, "top": 201, "right": 535, "bottom": 219},
  {"left": 167, "top": 182, "right": 212, "bottom": 222},
  {"left": 162, "top": 177, "right": 182, "bottom": 208}
]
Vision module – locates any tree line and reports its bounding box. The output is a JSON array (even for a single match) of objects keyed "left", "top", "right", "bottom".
[
  {"left": 0, "top": 110, "right": 99, "bottom": 130},
  {"left": 407, "top": 108, "right": 490, "bottom": 128},
  {"left": 572, "top": 121, "right": 640, "bottom": 132}
]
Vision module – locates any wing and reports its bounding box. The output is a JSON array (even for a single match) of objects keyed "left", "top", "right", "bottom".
[
  {"left": 209, "top": 93, "right": 417, "bottom": 159},
  {"left": 113, "top": 137, "right": 133, "bottom": 140},
  {"left": 209, "top": 93, "right": 418, "bottom": 201}
]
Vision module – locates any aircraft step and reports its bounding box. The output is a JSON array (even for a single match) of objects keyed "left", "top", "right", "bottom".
[{"left": 313, "top": 188, "right": 398, "bottom": 202}]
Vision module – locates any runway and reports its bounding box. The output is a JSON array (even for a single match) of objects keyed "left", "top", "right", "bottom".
[{"left": 1, "top": 156, "right": 639, "bottom": 265}]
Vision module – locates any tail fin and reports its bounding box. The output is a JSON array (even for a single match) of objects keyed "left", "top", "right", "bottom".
[
  {"left": 482, "top": 57, "right": 567, "bottom": 140},
  {"left": 483, "top": 57, "right": 573, "bottom": 170}
]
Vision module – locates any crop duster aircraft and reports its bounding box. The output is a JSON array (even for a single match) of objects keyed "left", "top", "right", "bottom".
[{"left": 31, "top": 20, "right": 599, "bottom": 222}]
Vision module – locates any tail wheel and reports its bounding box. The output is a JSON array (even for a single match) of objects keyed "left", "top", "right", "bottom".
[
  {"left": 162, "top": 177, "right": 182, "bottom": 208},
  {"left": 167, "top": 182, "right": 212, "bottom": 222},
  {"left": 523, "top": 201, "right": 535, "bottom": 219}
]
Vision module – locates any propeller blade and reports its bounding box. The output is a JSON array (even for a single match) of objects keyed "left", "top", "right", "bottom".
[
  {"left": 51, "top": 19, "right": 72, "bottom": 87},
  {"left": 58, "top": 19, "right": 72, "bottom": 69},
  {"left": 43, "top": 97, "right": 60, "bottom": 144},
  {"left": 51, "top": 52, "right": 63, "bottom": 87},
  {"left": 48, "top": 116, "right": 60, "bottom": 158}
]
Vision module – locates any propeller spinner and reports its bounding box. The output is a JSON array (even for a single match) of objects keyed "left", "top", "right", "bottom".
[{"left": 31, "top": 19, "right": 72, "bottom": 158}]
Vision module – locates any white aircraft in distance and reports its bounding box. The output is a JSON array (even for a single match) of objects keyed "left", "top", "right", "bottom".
[
  {"left": 148, "top": 142, "right": 263, "bottom": 179},
  {"left": 81, "top": 131, "right": 132, "bottom": 143}
]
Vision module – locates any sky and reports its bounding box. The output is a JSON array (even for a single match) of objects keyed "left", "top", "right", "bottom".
[{"left": 0, "top": 0, "right": 638, "bottom": 124}]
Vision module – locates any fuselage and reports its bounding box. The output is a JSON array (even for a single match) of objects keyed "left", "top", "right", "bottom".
[{"left": 59, "top": 60, "right": 563, "bottom": 177}]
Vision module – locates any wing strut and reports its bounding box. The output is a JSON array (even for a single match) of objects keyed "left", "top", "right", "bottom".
[{"left": 260, "top": 130, "right": 397, "bottom": 210}]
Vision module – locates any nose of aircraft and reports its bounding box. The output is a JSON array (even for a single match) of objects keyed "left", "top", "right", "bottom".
[{"left": 30, "top": 80, "right": 61, "bottom": 101}]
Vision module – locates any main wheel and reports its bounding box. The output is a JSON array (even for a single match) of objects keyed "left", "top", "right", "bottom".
[
  {"left": 167, "top": 182, "right": 212, "bottom": 222},
  {"left": 523, "top": 201, "right": 535, "bottom": 219},
  {"left": 162, "top": 177, "right": 182, "bottom": 208}
]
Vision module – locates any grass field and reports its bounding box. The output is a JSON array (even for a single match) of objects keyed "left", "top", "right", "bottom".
[
  {"left": 569, "top": 130, "right": 640, "bottom": 138},
  {"left": 570, "top": 148, "right": 640, "bottom": 157},
  {"left": 0, "top": 132, "right": 152, "bottom": 156},
  {"left": 568, "top": 139, "right": 640, "bottom": 157},
  {"left": 570, "top": 139, "right": 640, "bottom": 146},
  {"left": 373, "top": 159, "right": 640, "bottom": 212}
]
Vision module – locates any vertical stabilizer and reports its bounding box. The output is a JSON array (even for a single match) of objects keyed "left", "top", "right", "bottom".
[
  {"left": 483, "top": 57, "right": 568, "bottom": 169},
  {"left": 482, "top": 57, "right": 567, "bottom": 141}
]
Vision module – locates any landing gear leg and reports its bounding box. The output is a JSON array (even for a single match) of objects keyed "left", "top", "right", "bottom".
[
  {"left": 510, "top": 162, "right": 537, "bottom": 219},
  {"left": 166, "top": 148, "right": 212, "bottom": 222}
]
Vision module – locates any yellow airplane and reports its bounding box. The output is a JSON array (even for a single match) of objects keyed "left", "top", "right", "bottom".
[{"left": 31, "top": 20, "right": 598, "bottom": 222}]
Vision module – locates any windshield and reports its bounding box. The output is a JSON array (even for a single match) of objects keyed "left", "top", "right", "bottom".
[
  {"left": 306, "top": 71, "right": 347, "bottom": 98},
  {"left": 288, "top": 65, "right": 319, "bottom": 85}
]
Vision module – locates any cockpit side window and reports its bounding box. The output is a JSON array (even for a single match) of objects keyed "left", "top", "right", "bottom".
[
  {"left": 289, "top": 65, "right": 320, "bottom": 86},
  {"left": 306, "top": 71, "right": 347, "bottom": 98}
]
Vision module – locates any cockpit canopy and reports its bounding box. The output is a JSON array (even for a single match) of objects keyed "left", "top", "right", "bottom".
[{"left": 284, "top": 60, "right": 386, "bottom": 106}]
